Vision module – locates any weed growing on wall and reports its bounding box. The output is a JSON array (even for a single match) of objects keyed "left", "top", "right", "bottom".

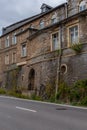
[{"left": 71, "top": 42, "right": 82, "bottom": 54}]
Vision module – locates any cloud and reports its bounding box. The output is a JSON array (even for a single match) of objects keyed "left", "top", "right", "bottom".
[{"left": 0, "top": 0, "right": 66, "bottom": 34}]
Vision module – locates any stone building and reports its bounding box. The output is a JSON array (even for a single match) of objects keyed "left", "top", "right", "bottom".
[{"left": 0, "top": 0, "right": 87, "bottom": 94}]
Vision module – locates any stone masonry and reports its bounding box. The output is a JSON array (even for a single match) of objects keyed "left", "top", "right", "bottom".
[{"left": 0, "top": 0, "right": 87, "bottom": 95}]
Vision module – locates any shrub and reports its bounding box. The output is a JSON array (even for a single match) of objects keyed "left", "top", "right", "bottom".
[
  {"left": 45, "top": 81, "right": 55, "bottom": 100},
  {"left": 80, "top": 97, "right": 87, "bottom": 106},
  {"left": 30, "top": 93, "right": 42, "bottom": 101},
  {"left": 70, "top": 87, "right": 80, "bottom": 102},
  {"left": 49, "top": 95, "right": 55, "bottom": 102},
  {"left": 73, "top": 79, "right": 87, "bottom": 100},
  {"left": 71, "top": 42, "right": 82, "bottom": 54},
  {"left": 0, "top": 88, "right": 6, "bottom": 95},
  {"left": 56, "top": 82, "right": 70, "bottom": 103},
  {"left": 56, "top": 79, "right": 87, "bottom": 105},
  {"left": 56, "top": 49, "right": 62, "bottom": 55},
  {"left": 7, "top": 90, "right": 30, "bottom": 99}
]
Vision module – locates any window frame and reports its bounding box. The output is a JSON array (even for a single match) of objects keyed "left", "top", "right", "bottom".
[
  {"left": 12, "top": 32, "right": 17, "bottom": 45},
  {"left": 79, "top": 0, "right": 86, "bottom": 12},
  {"left": 51, "top": 13, "right": 57, "bottom": 24},
  {"left": 42, "top": 7, "right": 46, "bottom": 13},
  {"left": 30, "top": 24, "right": 34, "bottom": 29},
  {"left": 5, "top": 36, "right": 10, "bottom": 48},
  {"left": 39, "top": 20, "right": 45, "bottom": 29},
  {"left": 21, "top": 43, "right": 27, "bottom": 57},
  {"left": 5, "top": 54, "right": 9, "bottom": 65},
  {"left": 51, "top": 31, "right": 60, "bottom": 51},
  {"left": 12, "top": 52, "right": 16, "bottom": 64},
  {"left": 68, "top": 24, "right": 79, "bottom": 47},
  {"left": 0, "top": 40, "right": 2, "bottom": 49}
]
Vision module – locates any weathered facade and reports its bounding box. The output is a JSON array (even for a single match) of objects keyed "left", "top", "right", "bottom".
[{"left": 0, "top": 0, "right": 87, "bottom": 94}]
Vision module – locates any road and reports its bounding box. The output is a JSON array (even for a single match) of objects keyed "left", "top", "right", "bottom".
[{"left": 0, "top": 96, "right": 87, "bottom": 130}]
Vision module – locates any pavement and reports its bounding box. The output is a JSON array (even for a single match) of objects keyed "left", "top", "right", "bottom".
[{"left": 0, "top": 96, "right": 87, "bottom": 130}]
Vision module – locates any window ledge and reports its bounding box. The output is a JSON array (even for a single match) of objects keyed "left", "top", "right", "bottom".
[{"left": 21, "top": 56, "right": 27, "bottom": 58}]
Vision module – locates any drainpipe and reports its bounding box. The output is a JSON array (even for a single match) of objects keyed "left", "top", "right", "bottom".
[
  {"left": 55, "top": 2, "right": 68, "bottom": 101},
  {"left": 55, "top": 25, "right": 62, "bottom": 101},
  {"left": 65, "top": 3, "right": 68, "bottom": 18}
]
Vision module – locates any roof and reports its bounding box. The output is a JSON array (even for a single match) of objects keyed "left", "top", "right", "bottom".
[
  {"left": 2, "top": 13, "right": 41, "bottom": 35},
  {"left": 0, "top": 2, "right": 67, "bottom": 37},
  {"left": 40, "top": 3, "right": 53, "bottom": 9}
]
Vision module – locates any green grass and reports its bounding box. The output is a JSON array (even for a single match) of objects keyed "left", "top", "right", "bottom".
[
  {"left": 0, "top": 79, "right": 87, "bottom": 107},
  {"left": 0, "top": 88, "right": 6, "bottom": 94}
]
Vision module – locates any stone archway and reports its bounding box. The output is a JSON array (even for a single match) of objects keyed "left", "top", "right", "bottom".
[{"left": 28, "top": 68, "right": 35, "bottom": 91}]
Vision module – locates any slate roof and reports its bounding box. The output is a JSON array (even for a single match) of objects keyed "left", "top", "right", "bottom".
[
  {"left": 40, "top": 3, "right": 53, "bottom": 9},
  {"left": 1, "top": 2, "right": 67, "bottom": 37},
  {"left": 2, "top": 13, "right": 41, "bottom": 35}
]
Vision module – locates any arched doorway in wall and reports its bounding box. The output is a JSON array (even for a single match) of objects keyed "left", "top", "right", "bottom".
[{"left": 28, "top": 68, "right": 35, "bottom": 91}]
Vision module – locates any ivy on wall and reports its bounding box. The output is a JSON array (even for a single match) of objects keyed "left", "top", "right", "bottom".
[{"left": 5, "top": 67, "right": 21, "bottom": 91}]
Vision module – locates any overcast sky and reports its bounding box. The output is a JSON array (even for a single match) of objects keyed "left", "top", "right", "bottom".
[{"left": 0, "top": 0, "right": 66, "bottom": 34}]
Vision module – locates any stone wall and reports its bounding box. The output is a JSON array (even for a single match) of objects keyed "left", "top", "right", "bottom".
[{"left": 0, "top": 1, "right": 87, "bottom": 93}]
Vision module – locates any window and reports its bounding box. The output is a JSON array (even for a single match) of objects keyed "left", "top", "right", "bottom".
[
  {"left": 0, "top": 40, "right": 2, "bottom": 49},
  {"left": 22, "top": 75, "right": 24, "bottom": 81},
  {"left": 52, "top": 32, "right": 60, "bottom": 51},
  {"left": 30, "top": 24, "right": 34, "bottom": 29},
  {"left": 79, "top": 1, "right": 86, "bottom": 11},
  {"left": 12, "top": 33, "right": 17, "bottom": 45},
  {"left": 51, "top": 13, "right": 57, "bottom": 24},
  {"left": 21, "top": 44, "right": 27, "bottom": 57},
  {"left": 39, "top": 20, "right": 45, "bottom": 29},
  {"left": 5, "top": 36, "right": 9, "bottom": 48},
  {"left": 42, "top": 7, "right": 46, "bottom": 13},
  {"left": 5, "top": 54, "right": 9, "bottom": 65},
  {"left": 12, "top": 52, "right": 16, "bottom": 63},
  {"left": 69, "top": 25, "right": 79, "bottom": 44},
  {"left": 61, "top": 64, "right": 67, "bottom": 74}
]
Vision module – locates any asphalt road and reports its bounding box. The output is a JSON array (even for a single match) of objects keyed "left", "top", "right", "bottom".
[{"left": 0, "top": 96, "right": 87, "bottom": 130}]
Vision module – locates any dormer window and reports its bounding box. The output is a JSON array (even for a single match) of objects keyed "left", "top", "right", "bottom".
[
  {"left": 39, "top": 20, "right": 45, "bottom": 29},
  {"left": 51, "top": 13, "right": 57, "bottom": 24},
  {"left": 42, "top": 8, "right": 46, "bottom": 13},
  {"left": 41, "top": 3, "right": 52, "bottom": 13},
  {"left": 79, "top": 0, "right": 86, "bottom": 11}
]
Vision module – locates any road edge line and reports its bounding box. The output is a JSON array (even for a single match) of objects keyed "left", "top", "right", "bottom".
[{"left": 0, "top": 95, "right": 87, "bottom": 110}]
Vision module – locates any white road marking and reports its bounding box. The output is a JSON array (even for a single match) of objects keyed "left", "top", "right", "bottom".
[{"left": 16, "top": 106, "right": 37, "bottom": 113}]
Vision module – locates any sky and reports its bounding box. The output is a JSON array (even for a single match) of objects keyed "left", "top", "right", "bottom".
[{"left": 0, "top": 0, "right": 66, "bottom": 34}]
